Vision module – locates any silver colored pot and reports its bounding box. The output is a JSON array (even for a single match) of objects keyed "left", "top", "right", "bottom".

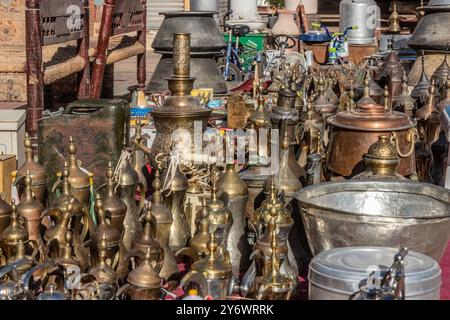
[
  {"left": 309, "top": 247, "right": 441, "bottom": 300},
  {"left": 339, "top": 0, "right": 380, "bottom": 45},
  {"left": 294, "top": 180, "right": 450, "bottom": 261}
]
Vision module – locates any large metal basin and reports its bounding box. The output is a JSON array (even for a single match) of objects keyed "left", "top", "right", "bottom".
[{"left": 294, "top": 180, "right": 450, "bottom": 261}]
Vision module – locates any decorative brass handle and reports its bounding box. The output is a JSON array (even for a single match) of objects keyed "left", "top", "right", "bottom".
[{"left": 390, "top": 128, "right": 418, "bottom": 158}]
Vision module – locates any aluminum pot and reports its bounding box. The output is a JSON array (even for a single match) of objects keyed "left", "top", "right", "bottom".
[
  {"left": 327, "top": 103, "right": 417, "bottom": 177},
  {"left": 309, "top": 247, "right": 441, "bottom": 300},
  {"left": 339, "top": 0, "right": 380, "bottom": 45},
  {"left": 294, "top": 180, "right": 450, "bottom": 261},
  {"left": 408, "top": 0, "right": 450, "bottom": 52}
]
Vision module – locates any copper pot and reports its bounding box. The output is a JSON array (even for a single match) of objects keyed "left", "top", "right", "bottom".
[{"left": 327, "top": 103, "right": 417, "bottom": 177}]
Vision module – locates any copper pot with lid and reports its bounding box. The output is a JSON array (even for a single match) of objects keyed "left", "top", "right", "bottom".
[{"left": 327, "top": 103, "right": 417, "bottom": 177}]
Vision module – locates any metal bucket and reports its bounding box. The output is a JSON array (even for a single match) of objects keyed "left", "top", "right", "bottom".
[
  {"left": 294, "top": 180, "right": 450, "bottom": 261},
  {"left": 309, "top": 247, "right": 441, "bottom": 300}
]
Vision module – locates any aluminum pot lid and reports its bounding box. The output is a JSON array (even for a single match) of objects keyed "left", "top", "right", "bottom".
[
  {"left": 309, "top": 247, "right": 441, "bottom": 297},
  {"left": 152, "top": 11, "right": 226, "bottom": 53},
  {"left": 328, "top": 103, "right": 416, "bottom": 131}
]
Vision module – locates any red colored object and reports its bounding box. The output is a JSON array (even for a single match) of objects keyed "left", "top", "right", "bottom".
[{"left": 440, "top": 241, "right": 450, "bottom": 300}]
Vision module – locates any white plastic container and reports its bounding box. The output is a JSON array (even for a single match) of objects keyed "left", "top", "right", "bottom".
[{"left": 0, "top": 110, "right": 26, "bottom": 168}]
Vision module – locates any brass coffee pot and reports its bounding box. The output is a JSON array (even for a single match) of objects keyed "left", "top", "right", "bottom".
[
  {"left": 16, "top": 171, "right": 45, "bottom": 261},
  {"left": 162, "top": 163, "right": 190, "bottom": 251},
  {"left": 388, "top": 1, "right": 401, "bottom": 34},
  {"left": 54, "top": 229, "right": 80, "bottom": 270},
  {"left": 206, "top": 167, "right": 232, "bottom": 252},
  {"left": 151, "top": 168, "right": 178, "bottom": 281},
  {"left": 1, "top": 201, "right": 37, "bottom": 270},
  {"left": 217, "top": 163, "right": 250, "bottom": 281},
  {"left": 131, "top": 203, "right": 164, "bottom": 268},
  {"left": 263, "top": 129, "right": 302, "bottom": 202},
  {"left": 189, "top": 199, "right": 211, "bottom": 258},
  {"left": 16, "top": 133, "right": 47, "bottom": 204},
  {"left": 102, "top": 162, "right": 127, "bottom": 236},
  {"left": 313, "top": 77, "right": 338, "bottom": 118},
  {"left": 44, "top": 199, "right": 89, "bottom": 272},
  {"left": 88, "top": 234, "right": 118, "bottom": 289},
  {"left": 66, "top": 137, "right": 92, "bottom": 231},
  {"left": 50, "top": 162, "right": 83, "bottom": 236},
  {"left": 118, "top": 151, "right": 143, "bottom": 251},
  {"left": 91, "top": 194, "right": 121, "bottom": 265},
  {"left": 248, "top": 94, "right": 272, "bottom": 130},
  {"left": 255, "top": 226, "right": 294, "bottom": 300},
  {"left": 0, "top": 194, "right": 11, "bottom": 236},
  {"left": 185, "top": 231, "right": 232, "bottom": 299},
  {"left": 353, "top": 135, "right": 406, "bottom": 180},
  {"left": 298, "top": 97, "right": 323, "bottom": 168},
  {"left": 120, "top": 247, "right": 162, "bottom": 300}
]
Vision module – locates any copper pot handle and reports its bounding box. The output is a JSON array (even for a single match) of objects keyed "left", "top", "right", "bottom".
[{"left": 391, "top": 128, "right": 418, "bottom": 158}]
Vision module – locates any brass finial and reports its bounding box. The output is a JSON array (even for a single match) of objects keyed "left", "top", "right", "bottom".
[{"left": 384, "top": 85, "right": 390, "bottom": 110}]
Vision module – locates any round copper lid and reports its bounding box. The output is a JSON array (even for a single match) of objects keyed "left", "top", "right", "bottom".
[{"left": 328, "top": 103, "right": 416, "bottom": 131}]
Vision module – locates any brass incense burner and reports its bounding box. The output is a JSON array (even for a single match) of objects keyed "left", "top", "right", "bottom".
[{"left": 150, "top": 33, "right": 211, "bottom": 162}]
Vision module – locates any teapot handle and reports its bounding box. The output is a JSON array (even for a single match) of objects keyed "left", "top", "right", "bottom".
[{"left": 391, "top": 128, "right": 418, "bottom": 158}]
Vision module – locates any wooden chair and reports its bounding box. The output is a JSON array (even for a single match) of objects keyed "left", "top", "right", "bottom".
[
  {"left": 25, "top": 0, "right": 90, "bottom": 142},
  {"left": 90, "top": 0, "right": 147, "bottom": 99}
]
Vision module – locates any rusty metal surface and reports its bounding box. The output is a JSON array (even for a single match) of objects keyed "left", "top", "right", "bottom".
[
  {"left": 40, "top": 0, "right": 85, "bottom": 45},
  {"left": 37, "top": 99, "right": 130, "bottom": 188}
]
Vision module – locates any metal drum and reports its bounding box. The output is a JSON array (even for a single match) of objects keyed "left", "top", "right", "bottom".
[
  {"left": 309, "top": 247, "right": 441, "bottom": 300},
  {"left": 339, "top": 0, "right": 380, "bottom": 45},
  {"left": 294, "top": 180, "right": 450, "bottom": 261}
]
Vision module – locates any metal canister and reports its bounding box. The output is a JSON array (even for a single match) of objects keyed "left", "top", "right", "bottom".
[
  {"left": 339, "top": 0, "right": 380, "bottom": 45},
  {"left": 309, "top": 247, "right": 441, "bottom": 300}
]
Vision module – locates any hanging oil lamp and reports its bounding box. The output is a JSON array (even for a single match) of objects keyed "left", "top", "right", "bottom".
[
  {"left": 374, "top": 51, "right": 405, "bottom": 83},
  {"left": 118, "top": 151, "right": 142, "bottom": 251},
  {"left": 431, "top": 55, "right": 449, "bottom": 100},
  {"left": 150, "top": 33, "right": 212, "bottom": 162},
  {"left": 16, "top": 171, "right": 45, "bottom": 259},
  {"left": 189, "top": 231, "right": 232, "bottom": 299},
  {"left": 162, "top": 163, "right": 189, "bottom": 252},
  {"left": 88, "top": 234, "right": 118, "bottom": 289},
  {"left": 255, "top": 226, "right": 294, "bottom": 300},
  {"left": 388, "top": 1, "right": 401, "bottom": 34},
  {"left": 102, "top": 162, "right": 127, "bottom": 235},
  {"left": 123, "top": 247, "right": 162, "bottom": 300},
  {"left": 91, "top": 194, "right": 121, "bottom": 264},
  {"left": 49, "top": 162, "right": 83, "bottom": 234},
  {"left": 216, "top": 163, "right": 250, "bottom": 281},
  {"left": 150, "top": 168, "right": 178, "bottom": 281},
  {"left": 206, "top": 166, "right": 233, "bottom": 251},
  {"left": 67, "top": 136, "right": 91, "bottom": 218},
  {"left": 416, "top": 80, "right": 441, "bottom": 152},
  {"left": 0, "top": 195, "right": 11, "bottom": 237},
  {"left": 131, "top": 203, "right": 163, "bottom": 268},
  {"left": 16, "top": 132, "right": 47, "bottom": 204},
  {"left": 353, "top": 135, "right": 406, "bottom": 180},
  {"left": 411, "top": 52, "right": 439, "bottom": 108},
  {"left": 392, "top": 75, "right": 416, "bottom": 117}
]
